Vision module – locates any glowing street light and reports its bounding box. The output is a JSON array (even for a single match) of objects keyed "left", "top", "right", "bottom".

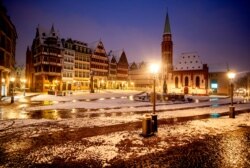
[
  {"left": 150, "top": 63, "right": 160, "bottom": 132},
  {"left": 10, "top": 77, "right": 15, "bottom": 103},
  {"left": 227, "top": 71, "right": 236, "bottom": 118}
]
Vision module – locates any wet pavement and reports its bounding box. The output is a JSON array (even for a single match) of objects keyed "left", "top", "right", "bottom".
[{"left": 0, "top": 94, "right": 235, "bottom": 120}]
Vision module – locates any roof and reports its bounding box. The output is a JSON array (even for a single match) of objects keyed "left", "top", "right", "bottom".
[
  {"left": 163, "top": 13, "right": 171, "bottom": 34},
  {"left": 174, "top": 52, "right": 203, "bottom": 71}
]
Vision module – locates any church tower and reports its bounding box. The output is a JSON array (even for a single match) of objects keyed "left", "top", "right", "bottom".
[
  {"left": 161, "top": 13, "right": 173, "bottom": 79},
  {"left": 161, "top": 13, "right": 173, "bottom": 93}
]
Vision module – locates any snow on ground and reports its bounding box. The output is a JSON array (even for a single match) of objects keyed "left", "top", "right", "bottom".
[
  {"left": 0, "top": 90, "right": 250, "bottom": 166},
  {"left": 5, "top": 113, "right": 248, "bottom": 166}
]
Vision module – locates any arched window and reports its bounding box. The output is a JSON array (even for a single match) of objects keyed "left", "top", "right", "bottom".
[
  {"left": 184, "top": 76, "right": 189, "bottom": 86},
  {"left": 175, "top": 77, "right": 179, "bottom": 88},
  {"left": 195, "top": 76, "right": 200, "bottom": 88}
]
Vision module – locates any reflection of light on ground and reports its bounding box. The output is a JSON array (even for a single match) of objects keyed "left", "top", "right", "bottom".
[
  {"left": 71, "top": 108, "right": 77, "bottom": 113},
  {"left": 128, "top": 95, "right": 134, "bottom": 101},
  {"left": 18, "top": 104, "right": 28, "bottom": 109},
  {"left": 42, "top": 110, "right": 60, "bottom": 120},
  {"left": 99, "top": 98, "right": 105, "bottom": 101},
  {"left": 18, "top": 97, "right": 28, "bottom": 103},
  {"left": 121, "top": 96, "right": 127, "bottom": 99},
  {"left": 111, "top": 97, "right": 116, "bottom": 99},
  {"left": 85, "top": 99, "right": 91, "bottom": 101},
  {"left": 52, "top": 101, "right": 58, "bottom": 104},
  {"left": 5, "top": 140, "right": 32, "bottom": 153},
  {"left": 210, "top": 98, "right": 218, "bottom": 101},
  {"left": 220, "top": 133, "right": 245, "bottom": 167},
  {"left": 20, "top": 111, "right": 29, "bottom": 119},
  {"left": 72, "top": 100, "right": 77, "bottom": 102}
]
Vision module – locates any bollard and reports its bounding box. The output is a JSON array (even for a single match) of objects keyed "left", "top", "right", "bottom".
[
  {"left": 151, "top": 114, "right": 158, "bottom": 132},
  {"left": 142, "top": 114, "right": 153, "bottom": 137},
  {"left": 229, "top": 106, "right": 235, "bottom": 118}
]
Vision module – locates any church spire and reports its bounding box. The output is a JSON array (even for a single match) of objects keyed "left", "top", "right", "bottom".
[{"left": 163, "top": 13, "right": 171, "bottom": 34}]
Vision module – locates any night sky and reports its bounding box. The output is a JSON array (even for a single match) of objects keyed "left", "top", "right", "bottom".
[{"left": 2, "top": 0, "right": 250, "bottom": 72}]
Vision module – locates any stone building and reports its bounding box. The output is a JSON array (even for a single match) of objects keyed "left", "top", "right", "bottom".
[{"left": 0, "top": 2, "right": 17, "bottom": 98}]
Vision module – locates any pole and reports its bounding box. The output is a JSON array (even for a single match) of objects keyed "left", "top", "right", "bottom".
[
  {"left": 153, "top": 76, "right": 156, "bottom": 114},
  {"left": 231, "top": 82, "right": 233, "bottom": 106},
  {"left": 229, "top": 81, "right": 235, "bottom": 118},
  {"left": 11, "top": 82, "right": 14, "bottom": 103}
]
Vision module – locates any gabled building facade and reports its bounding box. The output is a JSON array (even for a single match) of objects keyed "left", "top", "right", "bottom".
[
  {"left": 89, "top": 40, "right": 109, "bottom": 89},
  {"left": 107, "top": 50, "right": 129, "bottom": 89},
  {"left": 27, "top": 25, "right": 63, "bottom": 92}
]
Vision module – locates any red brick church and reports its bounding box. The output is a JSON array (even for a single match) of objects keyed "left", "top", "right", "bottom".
[{"left": 161, "top": 13, "right": 209, "bottom": 95}]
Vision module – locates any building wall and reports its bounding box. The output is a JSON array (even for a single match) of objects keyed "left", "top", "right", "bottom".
[
  {"left": 29, "top": 26, "right": 63, "bottom": 92},
  {"left": 0, "top": 3, "right": 17, "bottom": 97},
  {"left": 208, "top": 72, "right": 229, "bottom": 95}
]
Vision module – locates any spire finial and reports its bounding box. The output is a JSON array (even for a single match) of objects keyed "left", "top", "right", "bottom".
[{"left": 163, "top": 12, "right": 171, "bottom": 34}]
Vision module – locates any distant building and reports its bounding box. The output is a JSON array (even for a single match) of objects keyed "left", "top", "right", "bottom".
[
  {"left": 26, "top": 27, "right": 129, "bottom": 92},
  {"left": 128, "top": 62, "right": 153, "bottom": 90},
  {"left": 208, "top": 72, "right": 229, "bottom": 95},
  {"left": 72, "top": 40, "right": 91, "bottom": 90},
  {"left": 107, "top": 50, "right": 129, "bottom": 89},
  {"left": 0, "top": 2, "right": 17, "bottom": 98},
  {"left": 61, "top": 38, "right": 75, "bottom": 91}
]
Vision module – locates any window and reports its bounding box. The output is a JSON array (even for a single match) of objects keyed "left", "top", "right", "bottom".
[
  {"left": 175, "top": 77, "right": 179, "bottom": 88},
  {"left": 195, "top": 76, "right": 200, "bottom": 88},
  {"left": 185, "top": 77, "right": 189, "bottom": 86}
]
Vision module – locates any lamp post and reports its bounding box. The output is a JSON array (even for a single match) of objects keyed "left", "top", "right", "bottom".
[
  {"left": 150, "top": 63, "right": 160, "bottom": 132},
  {"left": 20, "top": 78, "right": 26, "bottom": 96},
  {"left": 10, "top": 77, "right": 15, "bottom": 103},
  {"left": 1, "top": 78, "right": 5, "bottom": 97},
  {"left": 227, "top": 71, "right": 236, "bottom": 118},
  {"left": 90, "top": 71, "right": 94, "bottom": 93}
]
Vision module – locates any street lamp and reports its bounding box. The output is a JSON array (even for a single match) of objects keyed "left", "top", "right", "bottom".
[
  {"left": 227, "top": 71, "right": 236, "bottom": 118},
  {"left": 10, "top": 77, "right": 15, "bottom": 103},
  {"left": 150, "top": 63, "right": 160, "bottom": 132},
  {"left": 20, "top": 78, "right": 27, "bottom": 96},
  {"left": 90, "top": 71, "right": 94, "bottom": 93}
]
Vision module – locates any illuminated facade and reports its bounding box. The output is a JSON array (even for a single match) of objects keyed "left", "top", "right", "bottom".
[
  {"left": 26, "top": 25, "right": 63, "bottom": 92},
  {"left": 107, "top": 50, "right": 129, "bottom": 89},
  {"left": 72, "top": 40, "right": 91, "bottom": 90},
  {"left": 0, "top": 3, "right": 17, "bottom": 98},
  {"left": 26, "top": 27, "right": 130, "bottom": 92},
  {"left": 161, "top": 13, "right": 209, "bottom": 95}
]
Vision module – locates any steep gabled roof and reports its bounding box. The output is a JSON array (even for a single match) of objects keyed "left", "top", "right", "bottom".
[{"left": 174, "top": 52, "right": 203, "bottom": 71}]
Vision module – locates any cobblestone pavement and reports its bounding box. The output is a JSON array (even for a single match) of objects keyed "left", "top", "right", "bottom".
[
  {"left": 0, "top": 119, "right": 249, "bottom": 168},
  {"left": 108, "top": 126, "right": 250, "bottom": 168}
]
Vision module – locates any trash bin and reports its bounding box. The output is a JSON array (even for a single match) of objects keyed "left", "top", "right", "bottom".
[
  {"left": 142, "top": 114, "right": 153, "bottom": 136},
  {"left": 229, "top": 106, "right": 235, "bottom": 118},
  {"left": 151, "top": 114, "right": 158, "bottom": 132}
]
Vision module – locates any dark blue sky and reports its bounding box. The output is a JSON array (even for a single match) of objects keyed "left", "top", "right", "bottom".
[{"left": 3, "top": 0, "right": 250, "bottom": 72}]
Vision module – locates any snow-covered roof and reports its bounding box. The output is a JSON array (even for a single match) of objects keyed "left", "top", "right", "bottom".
[{"left": 174, "top": 52, "right": 203, "bottom": 71}]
